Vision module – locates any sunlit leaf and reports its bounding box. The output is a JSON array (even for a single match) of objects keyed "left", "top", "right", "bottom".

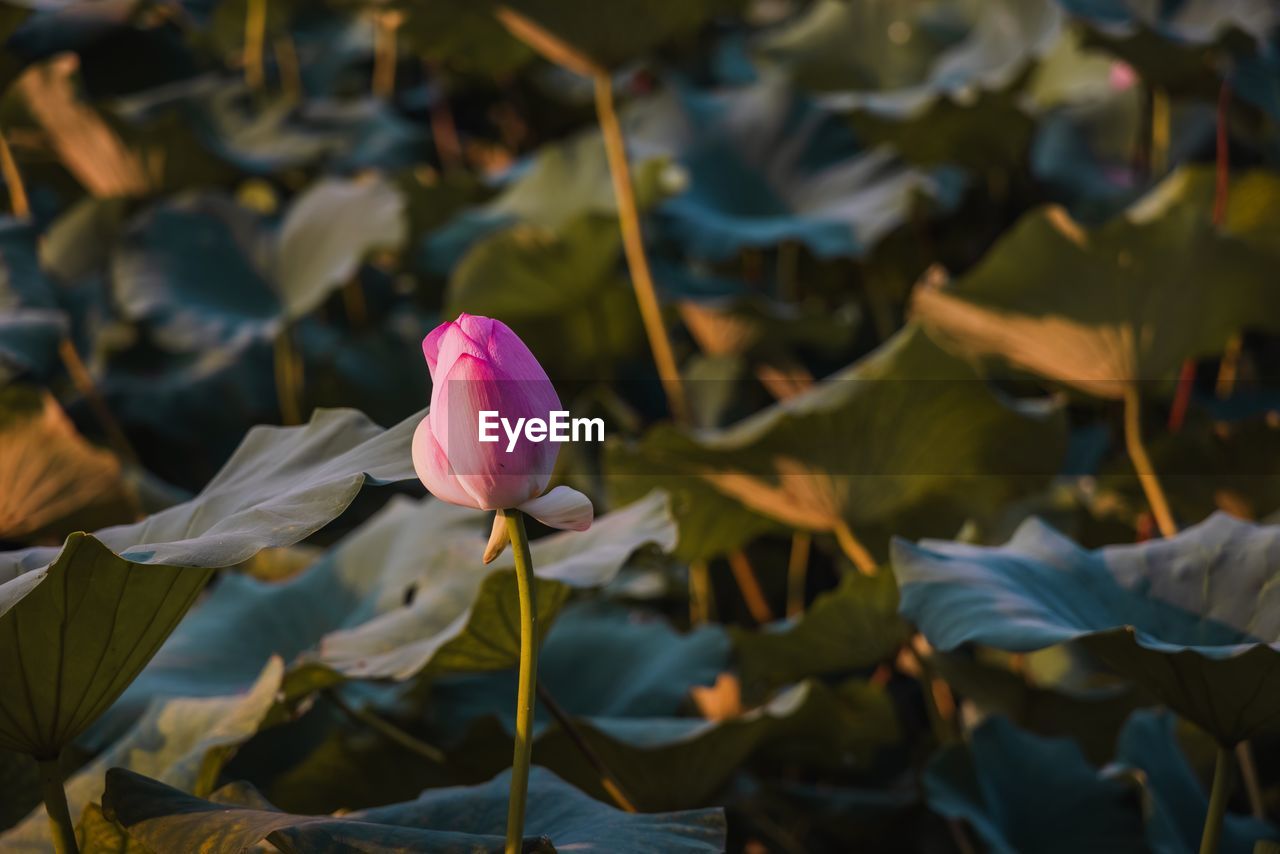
[
  {"left": 0, "top": 386, "right": 135, "bottom": 543},
  {"left": 609, "top": 324, "right": 1066, "bottom": 561},
  {"left": 913, "top": 168, "right": 1280, "bottom": 396}
]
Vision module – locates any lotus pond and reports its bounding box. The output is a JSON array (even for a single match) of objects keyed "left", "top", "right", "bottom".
[{"left": 2, "top": 1, "right": 1280, "bottom": 853}]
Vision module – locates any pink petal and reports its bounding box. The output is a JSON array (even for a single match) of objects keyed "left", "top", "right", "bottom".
[
  {"left": 427, "top": 321, "right": 487, "bottom": 385},
  {"left": 431, "top": 352, "right": 557, "bottom": 509},
  {"left": 483, "top": 319, "right": 559, "bottom": 386},
  {"left": 412, "top": 416, "right": 481, "bottom": 509},
  {"left": 518, "top": 486, "right": 593, "bottom": 531}
]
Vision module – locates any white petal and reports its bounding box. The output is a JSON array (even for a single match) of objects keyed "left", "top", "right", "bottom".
[
  {"left": 483, "top": 512, "right": 510, "bottom": 564},
  {"left": 517, "top": 486, "right": 593, "bottom": 531}
]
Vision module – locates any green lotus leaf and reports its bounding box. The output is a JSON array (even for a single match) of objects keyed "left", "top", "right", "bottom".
[
  {"left": 498, "top": 0, "right": 742, "bottom": 71},
  {"left": 1114, "top": 710, "right": 1277, "bottom": 853},
  {"left": 913, "top": 167, "right": 1280, "bottom": 397},
  {"left": 1066, "top": 0, "right": 1278, "bottom": 97},
  {"left": 894, "top": 512, "right": 1280, "bottom": 744},
  {"left": 431, "top": 602, "right": 730, "bottom": 724},
  {"left": 274, "top": 175, "right": 407, "bottom": 320},
  {"left": 449, "top": 678, "right": 899, "bottom": 811},
  {"left": 1099, "top": 413, "right": 1280, "bottom": 525},
  {"left": 425, "top": 127, "right": 677, "bottom": 274},
  {"left": 1, "top": 658, "right": 283, "bottom": 852},
  {"left": 731, "top": 570, "right": 910, "bottom": 694},
  {"left": 0, "top": 748, "right": 38, "bottom": 833},
  {"left": 445, "top": 214, "right": 645, "bottom": 383},
  {"left": 926, "top": 711, "right": 1276, "bottom": 854},
  {"left": 0, "top": 407, "right": 422, "bottom": 757},
  {"left": 608, "top": 324, "right": 1066, "bottom": 561},
  {"left": 927, "top": 650, "right": 1150, "bottom": 765},
  {"left": 102, "top": 766, "right": 725, "bottom": 853},
  {"left": 0, "top": 386, "right": 136, "bottom": 544},
  {"left": 925, "top": 716, "right": 1146, "bottom": 853},
  {"left": 88, "top": 490, "right": 676, "bottom": 745}
]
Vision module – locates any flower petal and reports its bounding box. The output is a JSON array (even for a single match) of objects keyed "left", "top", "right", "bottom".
[
  {"left": 432, "top": 353, "right": 555, "bottom": 509},
  {"left": 483, "top": 512, "right": 510, "bottom": 564},
  {"left": 517, "top": 486, "right": 593, "bottom": 531},
  {"left": 412, "top": 416, "right": 481, "bottom": 509}
]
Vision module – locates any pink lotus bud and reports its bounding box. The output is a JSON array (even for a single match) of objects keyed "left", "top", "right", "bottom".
[
  {"left": 1109, "top": 61, "right": 1137, "bottom": 92},
  {"left": 413, "top": 314, "right": 593, "bottom": 535}
]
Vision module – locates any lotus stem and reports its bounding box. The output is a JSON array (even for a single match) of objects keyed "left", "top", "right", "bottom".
[
  {"left": 727, "top": 549, "right": 774, "bottom": 624},
  {"left": 426, "top": 64, "right": 464, "bottom": 173},
  {"left": 1214, "top": 335, "right": 1242, "bottom": 401},
  {"left": 58, "top": 337, "right": 139, "bottom": 466},
  {"left": 535, "top": 683, "right": 638, "bottom": 812},
  {"left": 1199, "top": 746, "right": 1233, "bottom": 854},
  {"left": 274, "top": 34, "right": 301, "bottom": 102},
  {"left": 495, "top": 6, "right": 689, "bottom": 423},
  {"left": 688, "top": 559, "right": 714, "bottom": 625},
  {"left": 0, "top": 128, "right": 30, "bottom": 217},
  {"left": 504, "top": 509, "right": 539, "bottom": 854},
  {"left": 593, "top": 72, "right": 690, "bottom": 425},
  {"left": 273, "top": 329, "right": 304, "bottom": 426},
  {"left": 1235, "top": 740, "right": 1265, "bottom": 820},
  {"left": 1122, "top": 384, "right": 1177, "bottom": 538},
  {"left": 372, "top": 10, "right": 402, "bottom": 99},
  {"left": 1151, "top": 88, "right": 1170, "bottom": 176},
  {"left": 38, "top": 757, "right": 79, "bottom": 854},
  {"left": 1214, "top": 83, "right": 1231, "bottom": 227},
  {"left": 833, "top": 520, "right": 878, "bottom": 575},
  {"left": 325, "top": 689, "right": 445, "bottom": 765},
  {"left": 244, "top": 0, "right": 267, "bottom": 90},
  {"left": 786, "top": 531, "right": 811, "bottom": 618},
  {"left": 1168, "top": 359, "right": 1195, "bottom": 433},
  {"left": 342, "top": 279, "right": 368, "bottom": 328}
]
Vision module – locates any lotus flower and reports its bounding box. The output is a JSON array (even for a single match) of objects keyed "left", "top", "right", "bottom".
[{"left": 413, "top": 314, "right": 592, "bottom": 559}]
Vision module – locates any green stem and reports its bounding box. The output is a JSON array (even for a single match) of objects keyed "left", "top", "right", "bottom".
[
  {"left": 1200, "top": 746, "right": 1234, "bottom": 854},
  {"left": 38, "top": 757, "right": 79, "bottom": 854},
  {"left": 504, "top": 509, "right": 539, "bottom": 854}
]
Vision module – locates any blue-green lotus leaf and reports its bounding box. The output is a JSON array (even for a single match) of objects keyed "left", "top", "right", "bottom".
[
  {"left": 1113, "top": 710, "right": 1276, "bottom": 853},
  {"left": 430, "top": 602, "right": 729, "bottom": 733},
  {"left": 112, "top": 195, "right": 278, "bottom": 351},
  {"left": 448, "top": 677, "right": 898, "bottom": 811},
  {"left": 928, "top": 710, "right": 1275, "bottom": 854},
  {"left": 632, "top": 77, "right": 965, "bottom": 260},
  {"left": 759, "top": 0, "right": 1063, "bottom": 117},
  {"left": 925, "top": 716, "right": 1147, "bottom": 853},
  {"left": 894, "top": 512, "right": 1280, "bottom": 744},
  {"left": 102, "top": 765, "right": 725, "bottom": 853}
]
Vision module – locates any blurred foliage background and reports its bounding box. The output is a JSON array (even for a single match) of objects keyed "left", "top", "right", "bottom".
[{"left": 3, "top": 0, "right": 1280, "bottom": 852}]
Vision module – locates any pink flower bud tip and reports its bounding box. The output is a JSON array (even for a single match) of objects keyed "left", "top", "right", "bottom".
[{"left": 413, "top": 314, "right": 593, "bottom": 541}]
